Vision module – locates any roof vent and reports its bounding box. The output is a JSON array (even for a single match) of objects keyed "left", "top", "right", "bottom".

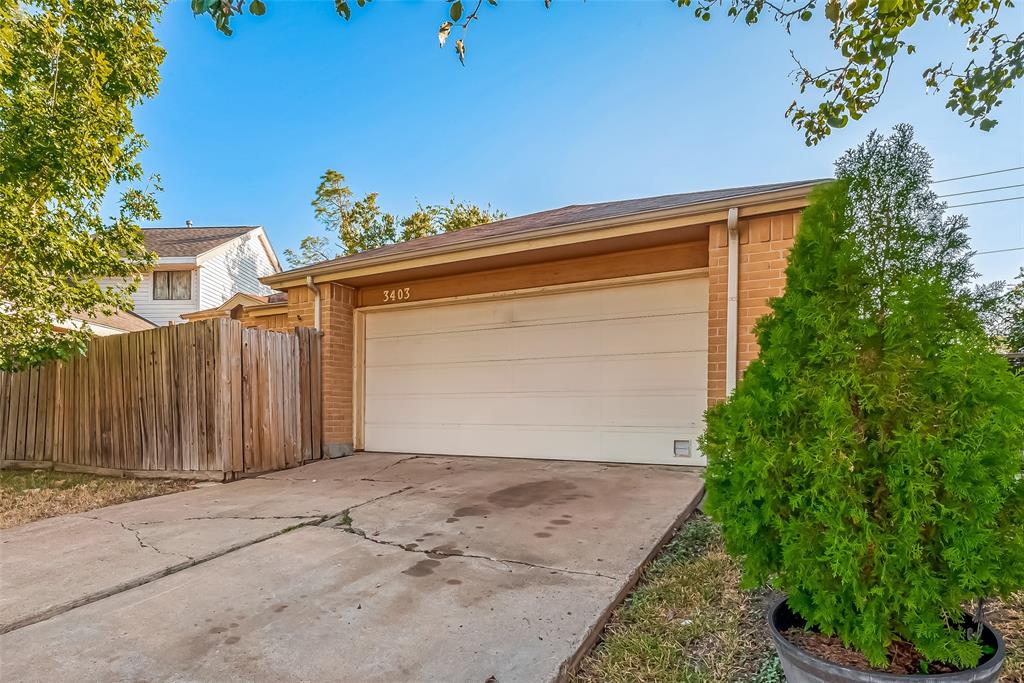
[{"left": 185, "top": 219, "right": 193, "bottom": 228}]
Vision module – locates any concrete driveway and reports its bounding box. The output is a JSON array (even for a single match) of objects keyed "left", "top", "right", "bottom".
[{"left": 0, "top": 453, "right": 703, "bottom": 683}]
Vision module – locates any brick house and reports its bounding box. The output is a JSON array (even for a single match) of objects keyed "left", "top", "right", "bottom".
[{"left": 251, "top": 180, "right": 827, "bottom": 465}]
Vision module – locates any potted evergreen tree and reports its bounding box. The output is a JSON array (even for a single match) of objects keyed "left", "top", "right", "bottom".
[{"left": 700, "top": 125, "right": 1024, "bottom": 681}]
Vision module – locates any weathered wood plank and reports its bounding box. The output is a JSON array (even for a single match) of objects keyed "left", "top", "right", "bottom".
[
  {"left": 203, "top": 320, "right": 217, "bottom": 473},
  {"left": 226, "top": 320, "right": 243, "bottom": 476},
  {"left": 241, "top": 328, "right": 254, "bottom": 472}
]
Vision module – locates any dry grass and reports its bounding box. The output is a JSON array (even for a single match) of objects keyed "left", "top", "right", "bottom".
[
  {"left": 989, "top": 592, "right": 1024, "bottom": 682},
  {"left": 572, "top": 514, "right": 1024, "bottom": 683},
  {"left": 0, "top": 469, "right": 193, "bottom": 529},
  {"left": 571, "top": 514, "right": 781, "bottom": 683}
]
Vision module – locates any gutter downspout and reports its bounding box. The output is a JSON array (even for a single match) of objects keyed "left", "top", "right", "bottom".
[
  {"left": 726, "top": 207, "right": 739, "bottom": 396},
  {"left": 305, "top": 275, "right": 321, "bottom": 331}
]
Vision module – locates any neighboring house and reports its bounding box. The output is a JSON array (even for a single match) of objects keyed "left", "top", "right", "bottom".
[
  {"left": 103, "top": 225, "right": 282, "bottom": 327},
  {"left": 250, "top": 179, "right": 828, "bottom": 468}
]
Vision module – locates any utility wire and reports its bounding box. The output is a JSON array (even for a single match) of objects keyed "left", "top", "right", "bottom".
[
  {"left": 946, "top": 195, "right": 1024, "bottom": 208},
  {"left": 975, "top": 246, "right": 1024, "bottom": 256},
  {"left": 938, "top": 183, "right": 1024, "bottom": 198},
  {"left": 932, "top": 166, "right": 1024, "bottom": 184}
]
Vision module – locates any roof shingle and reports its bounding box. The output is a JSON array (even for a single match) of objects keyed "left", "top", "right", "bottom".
[
  {"left": 142, "top": 226, "right": 258, "bottom": 258},
  {"left": 277, "top": 179, "right": 828, "bottom": 277}
]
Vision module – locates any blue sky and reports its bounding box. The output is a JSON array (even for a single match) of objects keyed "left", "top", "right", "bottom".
[{"left": 134, "top": 0, "right": 1023, "bottom": 282}]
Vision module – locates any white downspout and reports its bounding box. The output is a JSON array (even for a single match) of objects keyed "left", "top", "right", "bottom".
[
  {"left": 305, "top": 275, "right": 321, "bottom": 331},
  {"left": 726, "top": 207, "right": 739, "bottom": 395}
]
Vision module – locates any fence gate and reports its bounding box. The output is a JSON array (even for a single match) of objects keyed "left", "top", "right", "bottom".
[{"left": 240, "top": 326, "right": 321, "bottom": 473}]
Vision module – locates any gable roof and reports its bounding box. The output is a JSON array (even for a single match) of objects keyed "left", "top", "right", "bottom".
[
  {"left": 268, "top": 179, "right": 828, "bottom": 284},
  {"left": 142, "top": 226, "right": 259, "bottom": 258}
]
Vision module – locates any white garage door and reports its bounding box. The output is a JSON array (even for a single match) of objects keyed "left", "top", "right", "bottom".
[{"left": 361, "top": 276, "right": 708, "bottom": 466}]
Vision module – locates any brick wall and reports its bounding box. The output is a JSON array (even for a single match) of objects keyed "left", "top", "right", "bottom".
[{"left": 707, "top": 211, "right": 800, "bottom": 406}]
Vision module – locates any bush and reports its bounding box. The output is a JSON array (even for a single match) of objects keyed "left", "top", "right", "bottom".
[{"left": 700, "top": 125, "right": 1024, "bottom": 669}]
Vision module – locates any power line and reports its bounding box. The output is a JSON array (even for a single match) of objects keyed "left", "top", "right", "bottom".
[
  {"left": 933, "top": 166, "right": 1024, "bottom": 184},
  {"left": 975, "top": 246, "right": 1024, "bottom": 256},
  {"left": 938, "top": 183, "right": 1024, "bottom": 198},
  {"left": 946, "top": 195, "right": 1024, "bottom": 208}
]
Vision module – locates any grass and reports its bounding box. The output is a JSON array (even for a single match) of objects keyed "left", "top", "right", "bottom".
[
  {"left": 572, "top": 513, "right": 1024, "bottom": 683},
  {"left": 572, "top": 514, "right": 779, "bottom": 683},
  {"left": 0, "top": 468, "right": 193, "bottom": 529}
]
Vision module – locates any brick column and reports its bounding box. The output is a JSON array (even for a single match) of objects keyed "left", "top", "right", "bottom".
[
  {"left": 319, "top": 283, "right": 355, "bottom": 457},
  {"left": 707, "top": 212, "right": 800, "bottom": 406}
]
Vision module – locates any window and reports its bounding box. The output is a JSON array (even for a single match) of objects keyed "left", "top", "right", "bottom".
[{"left": 153, "top": 271, "right": 191, "bottom": 300}]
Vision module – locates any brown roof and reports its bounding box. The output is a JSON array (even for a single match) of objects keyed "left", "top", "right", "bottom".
[
  {"left": 142, "top": 226, "right": 258, "bottom": 258},
  {"left": 275, "top": 179, "right": 828, "bottom": 279},
  {"left": 73, "top": 309, "right": 157, "bottom": 333}
]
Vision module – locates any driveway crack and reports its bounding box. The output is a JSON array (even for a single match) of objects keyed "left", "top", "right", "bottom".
[
  {"left": 178, "top": 515, "right": 326, "bottom": 522},
  {"left": 120, "top": 521, "right": 189, "bottom": 559},
  {"left": 325, "top": 516, "right": 617, "bottom": 582},
  {"left": 359, "top": 455, "right": 421, "bottom": 481}
]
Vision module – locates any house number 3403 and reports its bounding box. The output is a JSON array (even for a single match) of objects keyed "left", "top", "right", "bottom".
[{"left": 382, "top": 287, "right": 411, "bottom": 303}]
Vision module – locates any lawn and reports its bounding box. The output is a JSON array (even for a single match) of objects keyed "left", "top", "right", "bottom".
[
  {"left": 0, "top": 469, "right": 193, "bottom": 529},
  {"left": 572, "top": 514, "right": 1024, "bottom": 683}
]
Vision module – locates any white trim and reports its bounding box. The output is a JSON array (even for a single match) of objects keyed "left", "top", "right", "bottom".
[{"left": 154, "top": 257, "right": 198, "bottom": 269}]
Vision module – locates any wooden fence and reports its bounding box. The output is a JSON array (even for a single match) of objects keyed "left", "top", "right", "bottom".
[{"left": 0, "top": 319, "right": 321, "bottom": 479}]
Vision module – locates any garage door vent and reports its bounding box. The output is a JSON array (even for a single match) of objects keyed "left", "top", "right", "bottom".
[{"left": 673, "top": 440, "right": 691, "bottom": 458}]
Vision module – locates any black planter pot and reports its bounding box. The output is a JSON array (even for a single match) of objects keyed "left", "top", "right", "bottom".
[{"left": 767, "top": 597, "right": 1006, "bottom": 683}]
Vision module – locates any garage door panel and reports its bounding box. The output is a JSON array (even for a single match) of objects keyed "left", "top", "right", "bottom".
[
  {"left": 366, "top": 352, "right": 707, "bottom": 396},
  {"left": 366, "top": 312, "right": 707, "bottom": 367},
  {"left": 362, "top": 276, "right": 709, "bottom": 465},
  {"left": 363, "top": 424, "right": 704, "bottom": 466},
  {"left": 366, "top": 278, "right": 709, "bottom": 339},
  {"left": 365, "top": 392, "right": 707, "bottom": 429}
]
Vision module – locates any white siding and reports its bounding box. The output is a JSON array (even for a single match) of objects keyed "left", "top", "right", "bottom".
[
  {"left": 99, "top": 272, "right": 200, "bottom": 326},
  {"left": 197, "top": 232, "right": 277, "bottom": 310}
]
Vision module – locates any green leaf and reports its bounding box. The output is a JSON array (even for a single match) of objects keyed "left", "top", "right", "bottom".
[
  {"left": 249, "top": 0, "right": 266, "bottom": 16},
  {"left": 450, "top": 0, "right": 463, "bottom": 21},
  {"left": 979, "top": 118, "right": 997, "bottom": 131}
]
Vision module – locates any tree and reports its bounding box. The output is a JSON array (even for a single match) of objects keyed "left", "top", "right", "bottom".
[
  {"left": 400, "top": 198, "right": 506, "bottom": 242},
  {"left": 283, "top": 169, "right": 504, "bottom": 267},
  {"left": 977, "top": 268, "right": 1024, "bottom": 353},
  {"left": 192, "top": 0, "right": 1021, "bottom": 146},
  {"left": 700, "top": 126, "right": 1024, "bottom": 668},
  {"left": 0, "top": 0, "right": 165, "bottom": 371}
]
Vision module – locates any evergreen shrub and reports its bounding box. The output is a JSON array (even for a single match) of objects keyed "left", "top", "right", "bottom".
[{"left": 700, "top": 125, "right": 1024, "bottom": 668}]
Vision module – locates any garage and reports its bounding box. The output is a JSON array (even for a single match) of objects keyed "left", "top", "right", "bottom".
[
  {"left": 259, "top": 181, "right": 817, "bottom": 465},
  {"left": 358, "top": 274, "right": 708, "bottom": 466}
]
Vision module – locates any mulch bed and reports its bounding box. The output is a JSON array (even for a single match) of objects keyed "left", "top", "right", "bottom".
[{"left": 783, "top": 629, "right": 958, "bottom": 675}]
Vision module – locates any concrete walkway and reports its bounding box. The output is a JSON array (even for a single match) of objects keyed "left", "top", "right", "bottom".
[{"left": 0, "top": 453, "right": 703, "bottom": 683}]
